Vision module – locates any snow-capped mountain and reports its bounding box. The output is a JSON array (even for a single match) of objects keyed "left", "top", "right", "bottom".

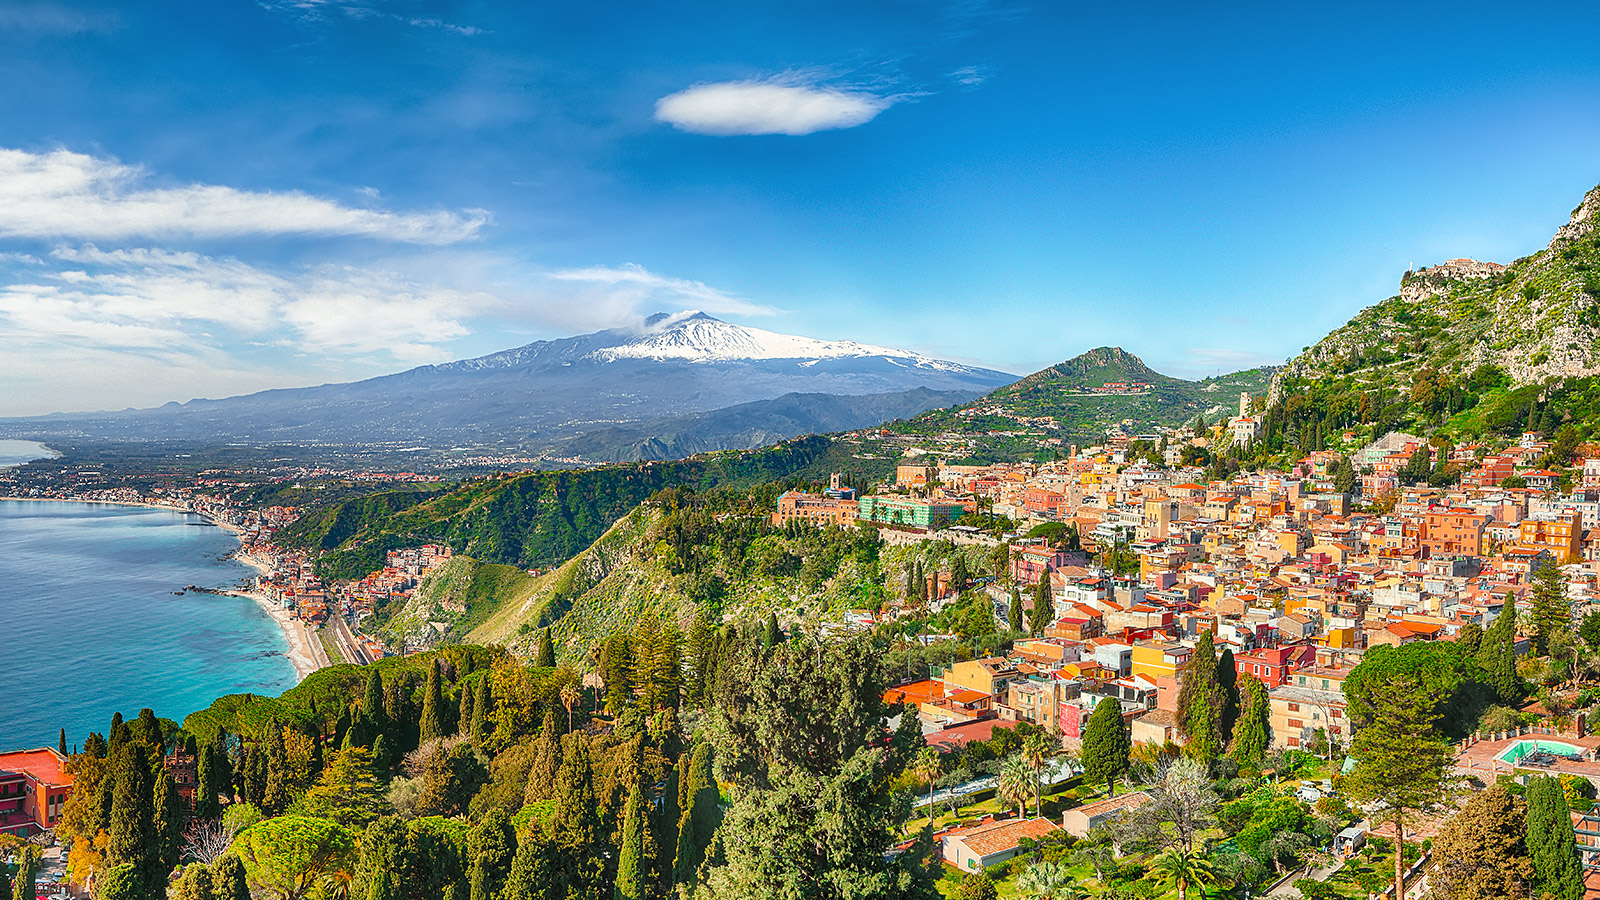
[
  {"left": 0, "top": 312, "right": 1016, "bottom": 460},
  {"left": 588, "top": 311, "right": 967, "bottom": 369}
]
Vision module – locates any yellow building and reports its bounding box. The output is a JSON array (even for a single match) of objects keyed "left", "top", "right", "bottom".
[{"left": 1130, "top": 642, "right": 1191, "bottom": 681}]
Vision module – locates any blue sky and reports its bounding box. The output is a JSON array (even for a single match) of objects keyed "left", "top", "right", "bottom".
[{"left": 0, "top": 0, "right": 1598, "bottom": 415}]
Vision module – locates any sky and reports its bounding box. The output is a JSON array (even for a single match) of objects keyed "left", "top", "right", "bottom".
[{"left": 0, "top": 0, "right": 1598, "bottom": 416}]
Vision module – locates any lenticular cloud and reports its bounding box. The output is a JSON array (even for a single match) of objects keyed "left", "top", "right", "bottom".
[{"left": 654, "top": 80, "right": 895, "bottom": 136}]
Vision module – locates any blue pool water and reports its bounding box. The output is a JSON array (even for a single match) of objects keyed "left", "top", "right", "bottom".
[{"left": 0, "top": 500, "right": 297, "bottom": 750}]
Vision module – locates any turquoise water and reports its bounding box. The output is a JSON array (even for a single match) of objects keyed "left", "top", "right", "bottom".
[
  {"left": 0, "top": 440, "right": 55, "bottom": 468},
  {"left": 0, "top": 500, "right": 297, "bottom": 750},
  {"left": 1496, "top": 739, "right": 1586, "bottom": 763}
]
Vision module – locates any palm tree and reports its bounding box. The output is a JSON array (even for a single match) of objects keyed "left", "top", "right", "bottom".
[
  {"left": 1150, "top": 846, "right": 1218, "bottom": 900},
  {"left": 998, "top": 753, "right": 1035, "bottom": 820},
  {"left": 561, "top": 680, "right": 580, "bottom": 732},
  {"left": 1021, "top": 732, "right": 1054, "bottom": 818},
  {"left": 914, "top": 747, "right": 944, "bottom": 827},
  {"left": 1015, "top": 860, "right": 1085, "bottom": 900},
  {"left": 320, "top": 868, "right": 355, "bottom": 900}
]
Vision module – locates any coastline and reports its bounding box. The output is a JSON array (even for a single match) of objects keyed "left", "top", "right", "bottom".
[{"left": 0, "top": 495, "right": 329, "bottom": 682}]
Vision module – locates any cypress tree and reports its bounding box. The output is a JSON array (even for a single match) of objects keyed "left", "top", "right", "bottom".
[
  {"left": 1216, "top": 647, "right": 1239, "bottom": 744},
  {"left": 471, "top": 676, "right": 491, "bottom": 745},
  {"left": 1081, "top": 697, "right": 1130, "bottom": 796},
  {"left": 503, "top": 833, "right": 557, "bottom": 900},
  {"left": 58, "top": 728, "right": 67, "bottom": 757},
  {"left": 524, "top": 705, "right": 564, "bottom": 804},
  {"left": 536, "top": 629, "right": 556, "bottom": 668},
  {"left": 458, "top": 678, "right": 476, "bottom": 738},
  {"left": 133, "top": 708, "right": 161, "bottom": 747},
  {"left": 553, "top": 736, "right": 605, "bottom": 899},
  {"left": 904, "top": 564, "right": 917, "bottom": 601},
  {"left": 213, "top": 853, "right": 252, "bottom": 900},
  {"left": 1177, "top": 631, "right": 1222, "bottom": 762},
  {"left": 108, "top": 712, "right": 127, "bottom": 753},
  {"left": 674, "top": 742, "right": 720, "bottom": 888},
  {"left": 1029, "top": 571, "right": 1051, "bottom": 636},
  {"left": 262, "top": 726, "right": 291, "bottom": 814},
  {"left": 1009, "top": 581, "right": 1024, "bottom": 633},
  {"left": 153, "top": 773, "right": 183, "bottom": 874},
  {"left": 614, "top": 782, "right": 650, "bottom": 900},
  {"left": 467, "top": 807, "right": 518, "bottom": 900},
  {"left": 105, "top": 745, "right": 157, "bottom": 896},
  {"left": 1527, "top": 775, "right": 1584, "bottom": 900},
  {"left": 420, "top": 660, "right": 446, "bottom": 743},
  {"left": 1478, "top": 593, "right": 1521, "bottom": 705},
  {"left": 1228, "top": 676, "right": 1270, "bottom": 767},
  {"left": 196, "top": 742, "right": 221, "bottom": 819},
  {"left": 656, "top": 759, "right": 681, "bottom": 894},
  {"left": 762, "top": 613, "right": 782, "bottom": 650}
]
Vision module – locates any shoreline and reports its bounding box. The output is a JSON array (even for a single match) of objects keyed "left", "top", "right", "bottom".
[{"left": 0, "top": 495, "right": 329, "bottom": 682}]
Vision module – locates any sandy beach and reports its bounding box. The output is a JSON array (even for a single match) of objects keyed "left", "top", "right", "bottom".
[
  {"left": 226, "top": 546, "right": 332, "bottom": 681},
  {"left": 231, "top": 590, "right": 327, "bottom": 681}
]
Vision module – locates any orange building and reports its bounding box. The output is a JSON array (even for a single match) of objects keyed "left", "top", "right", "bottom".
[
  {"left": 1420, "top": 508, "right": 1488, "bottom": 557},
  {"left": 772, "top": 491, "right": 859, "bottom": 527},
  {"left": 0, "top": 747, "right": 73, "bottom": 836},
  {"left": 1515, "top": 512, "right": 1582, "bottom": 562}
]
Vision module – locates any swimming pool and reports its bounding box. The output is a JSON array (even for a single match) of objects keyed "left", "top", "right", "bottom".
[{"left": 1496, "top": 740, "right": 1586, "bottom": 764}]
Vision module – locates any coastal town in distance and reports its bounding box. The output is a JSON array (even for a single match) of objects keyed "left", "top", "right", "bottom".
[{"left": 5, "top": 4, "right": 1600, "bottom": 900}]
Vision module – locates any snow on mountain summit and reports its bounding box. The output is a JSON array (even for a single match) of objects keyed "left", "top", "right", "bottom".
[{"left": 591, "top": 311, "right": 965, "bottom": 370}]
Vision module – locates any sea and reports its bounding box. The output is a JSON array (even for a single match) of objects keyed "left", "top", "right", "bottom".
[{"left": 0, "top": 499, "right": 298, "bottom": 750}]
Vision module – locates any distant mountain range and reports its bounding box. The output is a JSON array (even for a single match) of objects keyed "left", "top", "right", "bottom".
[{"left": 0, "top": 311, "right": 1016, "bottom": 460}]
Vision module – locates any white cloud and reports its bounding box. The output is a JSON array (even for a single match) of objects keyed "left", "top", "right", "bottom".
[
  {"left": 546, "top": 263, "right": 780, "bottom": 319},
  {"left": 0, "top": 147, "right": 488, "bottom": 242},
  {"left": 654, "top": 78, "right": 896, "bottom": 136},
  {"left": 0, "top": 245, "right": 491, "bottom": 362}
]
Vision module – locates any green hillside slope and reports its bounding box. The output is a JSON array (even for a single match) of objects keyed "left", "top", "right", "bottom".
[
  {"left": 275, "top": 434, "right": 896, "bottom": 578},
  {"left": 886, "top": 346, "right": 1273, "bottom": 458},
  {"left": 1253, "top": 183, "right": 1600, "bottom": 457}
]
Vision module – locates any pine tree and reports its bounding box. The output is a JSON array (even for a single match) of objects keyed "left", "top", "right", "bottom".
[
  {"left": 420, "top": 660, "right": 446, "bottom": 743},
  {"left": 1228, "top": 676, "right": 1271, "bottom": 767},
  {"left": 950, "top": 555, "right": 970, "bottom": 594},
  {"left": 1009, "top": 581, "right": 1024, "bottom": 633},
  {"left": 1345, "top": 672, "right": 1453, "bottom": 900},
  {"left": 1081, "top": 697, "right": 1130, "bottom": 796},
  {"left": 614, "top": 782, "right": 650, "bottom": 900},
  {"left": 1177, "top": 631, "right": 1223, "bottom": 762},
  {"left": 536, "top": 628, "right": 556, "bottom": 668},
  {"left": 1531, "top": 561, "right": 1571, "bottom": 656},
  {"left": 1029, "top": 571, "right": 1051, "bottom": 636},
  {"left": 1478, "top": 593, "right": 1522, "bottom": 705},
  {"left": 1527, "top": 775, "right": 1584, "bottom": 900}
]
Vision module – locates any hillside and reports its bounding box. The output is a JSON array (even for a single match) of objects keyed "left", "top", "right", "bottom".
[
  {"left": 455, "top": 499, "right": 1002, "bottom": 660},
  {"left": 888, "top": 346, "right": 1274, "bottom": 456},
  {"left": 1258, "top": 183, "right": 1600, "bottom": 452},
  {"left": 274, "top": 433, "right": 900, "bottom": 578}
]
